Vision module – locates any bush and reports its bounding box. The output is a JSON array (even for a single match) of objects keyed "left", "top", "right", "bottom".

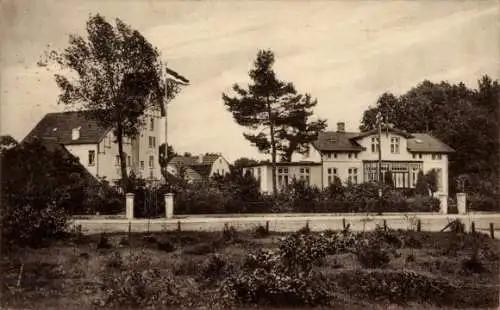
[
  {"left": 221, "top": 232, "right": 335, "bottom": 307},
  {"left": 356, "top": 237, "right": 392, "bottom": 269},
  {"left": 333, "top": 269, "right": 498, "bottom": 307},
  {"left": 0, "top": 139, "right": 86, "bottom": 248},
  {"left": 468, "top": 194, "right": 500, "bottom": 212},
  {"left": 95, "top": 255, "right": 183, "bottom": 308}
]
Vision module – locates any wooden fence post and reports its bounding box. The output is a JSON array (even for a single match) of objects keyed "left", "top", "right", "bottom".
[
  {"left": 383, "top": 219, "right": 387, "bottom": 231},
  {"left": 342, "top": 218, "right": 346, "bottom": 230},
  {"left": 417, "top": 219, "right": 421, "bottom": 232},
  {"left": 490, "top": 223, "right": 495, "bottom": 239},
  {"left": 470, "top": 222, "right": 475, "bottom": 234},
  {"left": 265, "top": 221, "right": 269, "bottom": 234},
  {"left": 177, "top": 221, "right": 181, "bottom": 232}
]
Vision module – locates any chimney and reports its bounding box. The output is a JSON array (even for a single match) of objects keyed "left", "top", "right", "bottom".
[
  {"left": 71, "top": 127, "right": 81, "bottom": 140},
  {"left": 198, "top": 154, "right": 203, "bottom": 164},
  {"left": 336, "top": 122, "right": 345, "bottom": 133}
]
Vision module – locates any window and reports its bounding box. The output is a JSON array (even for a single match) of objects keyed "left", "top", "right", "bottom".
[
  {"left": 348, "top": 168, "right": 358, "bottom": 184},
  {"left": 277, "top": 167, "right": 289, "bottom": 188},
  {"left": 149, "top": 156, "right": 154, "bottom": 169},
  {"left": 419, "top": 154, "right": 423, "bottom": 159},
  {"left": 149, "top": 170, "right": 154, "bottom": 179},
  {"left": 104, "top": 136, "right": 111, "bottom": 148},
  {"left": 411, "top": 167, "right": 419, "bottom": 187},
  {"left": 327, "top": 167, "right": 338, "bottom": 185},
  {"left": 300, "top": 167, "right": 310, "bottom": 184},
  {"left": 371, "top": 137, "right": 379, "bottom": 153},
  {"left": 390, "top": 137, "right": 400, "bottom": 154},
  {"left": 432, "top": 154, "right": 442, "bottom": 160},
  {"left": 140, "top": 161, "right": 145, "bottom": 170},
  {"left": 412, "top": 154, "right": 416, "bottom": 159},
  {"left": 148, "top": 136, "right": 156, "bottom": 148},
  {"left": 149, "top": 118, "right": 154, "bottom": 131},
  {"left": 88, "top": 150, "right": 95, "bottom": 166},
  {"left": 127, "top": 156, "right": 131, "bottom": 168},
  {"left": 354, "top": 153, "right": 358, "bottom": 159},
  {"left": 115, "top": 155, "right": 120, "bottom": 166},
  {"left": 348, "top": 153, "right": 352, "bottom": 159}
]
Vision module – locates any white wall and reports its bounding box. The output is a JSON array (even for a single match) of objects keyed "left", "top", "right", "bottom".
[
  {"left": 137, "top": 111, "right": 162, "bottom": 180},
  {"left": 210, "top": 156, "right": 231, "bottom": 176},
  {"left": 65, "top": 144, "right": 99, "bottom": 176},
  {"left": 291, "top": 145, "right": 322, "bottom": 162},
  {"left": 321, "top": 132, "right": 449, "bottom": 194}
]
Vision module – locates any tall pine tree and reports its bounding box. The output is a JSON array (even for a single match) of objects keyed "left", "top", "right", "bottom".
[{"left": 222, "top": 50, "right": 325, "bottom": 194}]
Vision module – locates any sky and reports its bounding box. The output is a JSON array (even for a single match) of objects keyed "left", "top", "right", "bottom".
[{"left": 1, "top": 0, "right": 498, "bottom": 162}]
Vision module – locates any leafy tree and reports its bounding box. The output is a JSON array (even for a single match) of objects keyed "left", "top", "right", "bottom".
[
  {"left": 233, "top": 157, "right": 259, "bottom": 171},
  {"left": 223, "top": 50, "right": 325, "bottom": 193},
  {"left": 415, "top": 171, "right": 428, "bottom": 196},
  {"left": 425, "top": 169, "right": 438, "bottom": 196},
  {"left": 384, "top": 171, "right": 394, "bottom": 188},
  {"left": 159, "top": 143, "right": 177, "bottom": 169},
  {"left": 360, "top": 76, "right": 499, "bottom": 197},
  {"left": 42, "top": 14, "right": 185, "bottom": 190},
  {"left": 0, "top": 135, "right": 18, "bottom": 153},
  {"left": 0, "top": 139, "right": 93, "bottom": 247},
  {"left": 183, "top": 152, "right": 192, "bottom": 157}
]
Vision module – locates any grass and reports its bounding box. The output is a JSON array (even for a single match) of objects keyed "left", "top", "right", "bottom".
[{"left": 1, "top": 228, "right": 499, "bottom": 309}]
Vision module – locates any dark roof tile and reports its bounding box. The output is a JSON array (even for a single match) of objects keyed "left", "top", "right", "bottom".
[{"left": 23, "top": 111, "right": 111, "bottom": 145}]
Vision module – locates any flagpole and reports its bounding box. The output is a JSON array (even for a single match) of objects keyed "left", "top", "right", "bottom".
[{"left": 377, "top": 112, "right": 383, "bottom": 213}]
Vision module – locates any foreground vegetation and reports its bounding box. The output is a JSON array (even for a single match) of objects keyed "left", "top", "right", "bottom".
[{"left": 2, "top": 225, "right": 499, "bottom": 309}]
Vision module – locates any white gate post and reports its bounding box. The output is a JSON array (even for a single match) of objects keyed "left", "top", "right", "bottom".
[
  {"left": 165, "top": 193, "right": 174, "bottom": 219},
  {"left": 439, "top": 194, "right": 448, "bottom": 214},
  {"left": 126, "top": 193, "right": 135, "bottom": 220},
  {"left": 456, "top": 193, "right": 467, "bottom": 214}
]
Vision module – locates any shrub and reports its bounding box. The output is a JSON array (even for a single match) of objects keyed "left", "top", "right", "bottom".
[
  {"left": 468, "top": 194, "right": 500, "bottom": 212},
  {"left": 333, "top": 269, "right": 498, "bottom": 307},
  {"left": 356, "top": 237, "right": 392, "bottom": 269},
  {"left": 95, "top": 255, "right": 183, "bottom": 308},
  {"left": 183, "top": 242, "right": 216, "bottom": 255},
  {"left": 0, "top": 139, "right": 84, "bottom": 248},
  {"left": 202, "top": 254, "right": 227, "bottom": 280},
  {"left": 253, "top": 224, "right": 269, "bottom": 238},
  {"left": 157, "top": 239, "right": 175, "bottom": 252}
]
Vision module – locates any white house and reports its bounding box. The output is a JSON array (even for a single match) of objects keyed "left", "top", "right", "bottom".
[
  {"left": 243, "top": 122, "right": 455, "bottom": 195},
  {"left": 23, "top": 110, "right": 163, "bottom": 183},
  {"left": 168, "top": 153, "right": 231, "bottom": 183}
]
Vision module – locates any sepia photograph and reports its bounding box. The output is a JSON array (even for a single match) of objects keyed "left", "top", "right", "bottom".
[{"left": 0, "top": 0, "right": 499, "bottom": 309}]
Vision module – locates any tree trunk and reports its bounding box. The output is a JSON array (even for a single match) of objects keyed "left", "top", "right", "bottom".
[
  {"left": 116, "top": 124, "right": 129, "bottom": 191},
  {"left": 267, "top": 98, "right": 278, "bottom": 195}
]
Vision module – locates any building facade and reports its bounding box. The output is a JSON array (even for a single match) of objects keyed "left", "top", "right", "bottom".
[
  {"left": 23, "top": 110, "right": 163, "bottom": 183},
  {"left": 167, "top": 153, "right": 231, "bottom": 183},
  {"left": 243, "top": 122, "right": 454, "bottom": 195}
]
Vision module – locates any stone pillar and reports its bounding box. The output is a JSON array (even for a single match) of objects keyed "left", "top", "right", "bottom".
[
  {"left": 165, "top": 193, "right": 174, "bottom": 219},
  {"left": 126, "top": 193, "right": 135, "bottom": 220},
  {"left": 439, "top": 194, "right": 448, "bottom": 214},
  {"left": 456, "top": 193, "right": 467, "bottom": 214}
]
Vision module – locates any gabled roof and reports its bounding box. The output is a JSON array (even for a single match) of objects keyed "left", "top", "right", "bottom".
[
  {"left": 14, "top": 137, "right": 100, "bottom": 186},
  {"left": 168, "top": 154, "right": 225, "bottom": 180},
  {"left": 312, "top": 131, "right": 365, "bottom": 152},
  {"left": 23, "top": 111, "right": 111, "bottom": 145},
  {"left": 407, "top": 133, "right": 455, "bottom": 153},
  {"left": 168, "top": 154, "right": 223, "bottom": 167},
  {"left": 352, "top": 126, "right": 414, "bottom": 139},
  {"left": 313, "top": 128, "right": 454, "bottom": 154}
]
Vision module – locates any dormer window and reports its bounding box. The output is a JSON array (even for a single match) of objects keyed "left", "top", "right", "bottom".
[
  {"left": 72, "top": 127, "right": 81, "bottom": 140},
  {"left": 371, "top": 137, "right": 379, "bottom": 153},
  {"left": 390, "top": 137, "right": 400, "bottom": 154}
]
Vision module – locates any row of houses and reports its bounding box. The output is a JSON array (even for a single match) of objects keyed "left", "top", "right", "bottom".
[{"left": 23, "top": 112, "right": 454, "bottom": 197}]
